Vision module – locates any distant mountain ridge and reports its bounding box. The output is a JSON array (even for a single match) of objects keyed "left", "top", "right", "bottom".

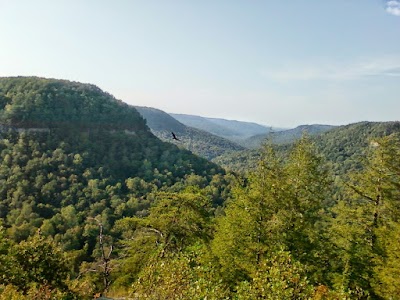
[
  {"left": 163, "top": 113, "right": 338, "bottom": 150},
  {"left": 169, "top": 113, "right": 273, "bottom": 141},
  {"left": 244, "top": 124, "right": 336, "bottom": 148},
  {"left": 135, "top": 106, "right": 245, "bottom": 160}
]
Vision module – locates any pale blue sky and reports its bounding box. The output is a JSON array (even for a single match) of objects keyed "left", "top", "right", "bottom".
[{"left": 1, "top": 0, "right": 399, "bottom": 127}]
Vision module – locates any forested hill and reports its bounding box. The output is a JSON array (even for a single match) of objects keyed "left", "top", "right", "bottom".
[
  {"left": 0, "top": 76, "right": 223, "bottom": 234},
  {"left": 0, "top": 77, "right": 148, "bottom": 132},
  {"left": 214, "top": 121, "right": 400, "bottom": 174},
  {"left": 316, "top": 121, "right": 400, "bottom": 174},
  {"left": 135, "top": 106, "right": 245, "bottom": 160}
]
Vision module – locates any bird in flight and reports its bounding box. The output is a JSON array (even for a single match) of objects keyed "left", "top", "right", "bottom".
[{"left": 171, "top": 132, "right": 180, "bottom": 141}]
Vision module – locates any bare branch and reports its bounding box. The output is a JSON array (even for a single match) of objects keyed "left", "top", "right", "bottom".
[{"left": 346, "top": 183, "right": 375, "bottom": 202}]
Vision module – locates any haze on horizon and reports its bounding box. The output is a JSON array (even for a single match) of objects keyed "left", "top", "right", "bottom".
[{"left": 0, "top": 0, "right": 399, "bottom": 128}]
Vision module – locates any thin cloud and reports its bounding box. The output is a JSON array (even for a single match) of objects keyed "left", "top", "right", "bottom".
[
  {"left": 262, "top": 57, "right": 400, "bottom": 81},
  {"left": 380, "top": 67, "right": 400, "bottom": 76},
  {"left": 386, "top": 0, "right": 400, "bottom": 16}
]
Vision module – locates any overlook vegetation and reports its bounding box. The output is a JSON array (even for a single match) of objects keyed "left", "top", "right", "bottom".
[{"left": 0, "top": 77, "right": 399, "bottom": 299}]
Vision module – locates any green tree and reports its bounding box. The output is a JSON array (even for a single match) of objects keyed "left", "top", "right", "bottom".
[
  {"left": 282, "top": 137, "right": 333, "bottom": 282},
  {"left": 114, "top": 188, "right": 214, "bottom": 289},
  {"left": 9, "top": 234, "right": 69, "bottom": 292},
  {"left": 131, "top": 250, "right": 230, "bottom": 300},
  {"left": 235, "top": 250, "right": 314, "bottom": 300},
  {"left": 212, "top": 138, "right": 332, "bottom": 287},
  {"left": 328, "top": 134, "right": 400, "bottom": 298}
]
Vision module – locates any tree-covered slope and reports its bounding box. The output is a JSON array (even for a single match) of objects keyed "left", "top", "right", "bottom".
[
  {"left": 114, "top": 134, "right": 400, "bottom": 299},
  {"left": 0, "top": 77, "right": 146, "bottom": 131},
  {"left": 214, "top": 121, "right": 400, "bottom": 174},
  {"left": 315, "top": 121, "right": 400, "bottom": 175},
  {"left": 135, "top": 106, "right": 245, "bottom": 160},
  {"left": 135, "top": 106, "right": 187, "bottom": 133},
  {"left": 0, "top": 77, "right": 223, "bottom": 238},
  {"left": 1, "top": 78, "right": 399, "bottom": 299},
  {"left": 0, "top": 77, "right": 238, "bottom": 298}
]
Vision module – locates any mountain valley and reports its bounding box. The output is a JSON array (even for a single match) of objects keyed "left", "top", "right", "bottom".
[{"left": 0, "top": 76, "right": 399, "bottom": 299}]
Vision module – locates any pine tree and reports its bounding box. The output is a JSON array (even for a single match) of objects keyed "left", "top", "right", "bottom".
[
  {"left": 212, "top": 137, "right": 333, "bottom": 291},
  {"left": 328, "top": 134, "right": 400, "bottom": 298}
]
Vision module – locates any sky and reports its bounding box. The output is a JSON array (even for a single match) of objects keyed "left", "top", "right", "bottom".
[{"left": 0, "top": 0, "right": 399, "bottom": 128}]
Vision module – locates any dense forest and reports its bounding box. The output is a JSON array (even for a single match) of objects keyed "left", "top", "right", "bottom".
[{"left": 0, "top": 77, "right": 399, "bottom": 299}]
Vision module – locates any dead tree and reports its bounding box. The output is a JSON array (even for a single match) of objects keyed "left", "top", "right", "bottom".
[{"left": 89, "top": 217, "right": 113, "bottom": 294}]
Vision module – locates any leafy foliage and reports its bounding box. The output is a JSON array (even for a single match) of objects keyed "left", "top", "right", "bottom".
[{"left": 0, "top": 227, "right": 76, "bottom": 298}]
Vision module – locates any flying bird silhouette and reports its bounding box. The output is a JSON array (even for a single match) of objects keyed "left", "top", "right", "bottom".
[{"left": 171, "top": 132, "right": 180, "bottom": 141}]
